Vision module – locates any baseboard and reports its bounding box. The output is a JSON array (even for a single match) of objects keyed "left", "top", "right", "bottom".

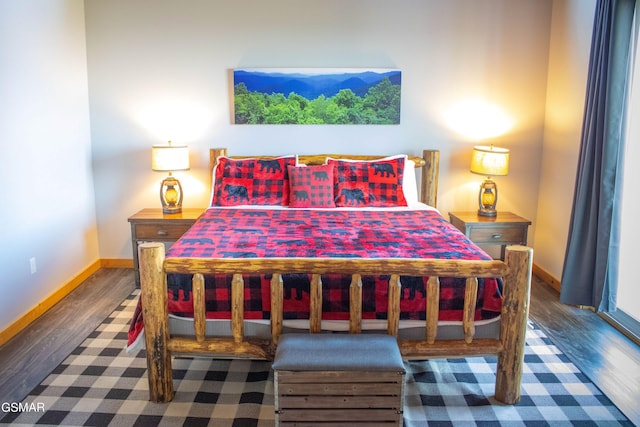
[
  {"left": 532, "top": 263, "right": 561, "bottom": 293},
  {"left": 101, "top": 258, "right": 133, "bottom": 269},
  {"left": 0, "top": 259, "right": 103, "bottom": 347}
]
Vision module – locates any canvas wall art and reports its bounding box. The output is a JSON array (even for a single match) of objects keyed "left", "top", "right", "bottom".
[{"left": 233, "top": 68, "right": 401, "bottom": 125}]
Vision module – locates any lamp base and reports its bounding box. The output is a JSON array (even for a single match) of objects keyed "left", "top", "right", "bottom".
[
  {"left": 159, "top": 175, "right": 184, "bottom": 214},
  {"left": 162, "top": 205, "right": 182, "bottom": 214},
  {"left": 477, "top": 178, "right": 498, "bottom": 217},
  {"left": 477, "top": 207, "right": 497, "bottom": 217}
]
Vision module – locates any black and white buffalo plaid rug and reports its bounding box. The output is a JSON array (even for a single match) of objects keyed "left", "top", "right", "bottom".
[{"left": 1, "top": 290, "right": 632, "bottom": 426}]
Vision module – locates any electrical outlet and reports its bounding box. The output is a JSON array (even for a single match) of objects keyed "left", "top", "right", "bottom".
[{"left": 30, "top": 257, "right": 37, "bottom": 274}]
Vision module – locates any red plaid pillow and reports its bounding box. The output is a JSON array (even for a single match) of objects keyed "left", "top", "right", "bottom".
[
  {"left": 328, "top": 156, "right": 408, "bottom": 207},
  {"left": 212, "top": 156, "right": 296, "bottom": 206},
  {"left": 288, "top": 165, "right": 335, "bottom": 208}
]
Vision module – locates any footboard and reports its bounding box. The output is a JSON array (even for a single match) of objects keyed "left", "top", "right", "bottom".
[{"left": 139, "top": 243, "right": 532, "bottom": 404}]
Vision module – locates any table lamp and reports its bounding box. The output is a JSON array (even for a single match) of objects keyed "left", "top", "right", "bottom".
[
  {"left": 151, "top": 141, "right": 190, "bottom": 214},
  {"left": 470, "top": 145, "right": 509, "bottom": 217}
]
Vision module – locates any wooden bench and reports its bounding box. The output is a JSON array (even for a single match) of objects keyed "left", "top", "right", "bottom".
[{"left": 272, "top": 334, "right": 406, "bottom": 426}]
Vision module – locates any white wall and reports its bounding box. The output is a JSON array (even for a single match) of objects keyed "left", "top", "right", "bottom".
[
  {"left": 537, "top": 0, "right": 596, "bottom": 279},
  {"left": 85, "top": 0, "right": 553, "bottom": 259},
  {"left": 0, "top": 0, "right": 98, "bottom": 331}
]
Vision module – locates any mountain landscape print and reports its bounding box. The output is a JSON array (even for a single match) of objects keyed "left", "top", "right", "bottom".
[{"left": 233, "top": 68, "right": 401, "bottom": 124}]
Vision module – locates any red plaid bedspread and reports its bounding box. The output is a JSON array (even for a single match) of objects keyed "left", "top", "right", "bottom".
[{"left": 127, "top": 208, "right": 502, "bottom": 347}]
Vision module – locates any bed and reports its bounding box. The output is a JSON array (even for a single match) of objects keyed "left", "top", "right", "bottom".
[{"left": 132, "top": 148, "right": 533, "bottom": 405}]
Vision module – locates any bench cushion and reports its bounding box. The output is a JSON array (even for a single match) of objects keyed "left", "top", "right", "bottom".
[{"left": 272, "top": 333, "right": 404, "bottom": 372}]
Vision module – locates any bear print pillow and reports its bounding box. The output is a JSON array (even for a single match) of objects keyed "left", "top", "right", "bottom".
[
  {"left": 211, "top": 156, "right": 296, "bottom": 206},
  {"left": 288, "top": 164, "right": 335, "bottom": 208},
  {"left": 327, "top": 155, "right": 408, "bottom": 207}
]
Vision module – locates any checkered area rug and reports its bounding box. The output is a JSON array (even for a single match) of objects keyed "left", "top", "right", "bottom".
[{"left": 1, "top": 290, "right": 632, "bottom": 426}]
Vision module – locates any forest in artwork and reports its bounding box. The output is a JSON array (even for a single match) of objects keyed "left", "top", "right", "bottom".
[{"left": 233, "top": 69, "right": 401, "bottom": 125}]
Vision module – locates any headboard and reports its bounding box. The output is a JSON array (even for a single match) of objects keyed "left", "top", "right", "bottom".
[{"left": 208, "top": 148, "right": 439, "bottom": 207}]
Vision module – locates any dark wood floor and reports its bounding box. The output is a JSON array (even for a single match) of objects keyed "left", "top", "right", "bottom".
[
  {"left": 528, "top": 277, "right": 640, "bottom": 425},
  {"left": 0, "top": 269, "right": 638, "bottom": 424},
  {"left": 0, "top": 268, "right": 135, "bottom": 404}
]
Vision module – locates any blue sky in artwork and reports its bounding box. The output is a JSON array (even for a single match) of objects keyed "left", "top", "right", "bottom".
[{"left": 234, "top": 69, "right": 401, "bottom": 99}]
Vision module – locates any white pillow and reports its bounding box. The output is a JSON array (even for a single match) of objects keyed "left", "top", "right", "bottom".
[{"left": 403, "top": 158, "right": 419, "bottom": 205}]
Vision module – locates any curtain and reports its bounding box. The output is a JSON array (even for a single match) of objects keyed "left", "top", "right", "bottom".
[{"left": 560, "top": 0, "right": 636, "bottom": 311}]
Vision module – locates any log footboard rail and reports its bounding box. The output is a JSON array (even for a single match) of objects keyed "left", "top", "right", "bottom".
[{"left": 139, "top": 243, "right": 532, "bottom": 405}]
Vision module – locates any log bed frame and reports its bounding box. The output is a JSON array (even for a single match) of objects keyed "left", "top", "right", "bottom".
[{"left": 138, "top": 148, "right": 533, "bottom": 405}]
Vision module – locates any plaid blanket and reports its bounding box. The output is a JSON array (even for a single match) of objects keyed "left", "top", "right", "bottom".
[{"left": 127, "top": 208, "right": 502, "bottom": 347}]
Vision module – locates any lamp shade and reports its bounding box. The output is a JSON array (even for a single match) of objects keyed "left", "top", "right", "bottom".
[
  {"left": 470, "top": 145, "right": 509, "bottom": 176},
  {"left": 151, "top": 142, "right": 190, "bottom": 172}
]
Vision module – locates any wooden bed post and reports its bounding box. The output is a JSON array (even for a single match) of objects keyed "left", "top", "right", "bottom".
[
  {"left": 139, "top": 242, "right": 174, "bottom": 403},
  {"left": 421, "top": 149, "right": 440, "bottom": 208},
  {"left": 209, "top": 148, "right": 228, "bottom": 192},
  {"left": 387, "top": 275, "right": 401, "bottom": 337},
  {"left": 495, "top": 245, "right": 533, "bottom": 404},
  {"left": 349, "top": 274, "right": 363, "bottom": 334},
  {"left": 271, "top": 274, "right": 284, "bottom": 344},
  {"left": 426, "top": 276, "right": 440, "bottom": 344}
]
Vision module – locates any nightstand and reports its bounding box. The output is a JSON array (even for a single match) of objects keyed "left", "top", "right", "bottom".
[
  {"left": 128, "top": 208, "right": 204, "bottom": 287},
  {"left": 448, "top": 211, "right": 531, "bottom": 260}
]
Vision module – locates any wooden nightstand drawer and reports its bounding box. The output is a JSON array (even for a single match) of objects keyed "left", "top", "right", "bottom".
[
  {"left": 128, "top": 208, "right": 205, "bottom": 287},
  {"left": 135, "top": 223, "right": 192, "bottom": 240},
  {"left": 448, "top": 211, "right": 531, "bottom": 260},
  {"left": 468, "top": 226, "right": 526, "bottom": 244}
]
